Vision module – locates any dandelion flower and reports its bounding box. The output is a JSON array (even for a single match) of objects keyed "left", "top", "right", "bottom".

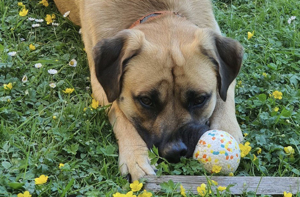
[
  {"left": 180, "top": 185, "right": 186, "bottom": 197},
  {"left": 39, "top": 0, "right": 49, "bottom": 7},
  {"left": 63, "top": 88, "right": 74, "bottom": 94},
  {"left": 239, "top": 142, "right": 252, "bottom": 157},
  {"left": 19, "top": 7, "right": 28, "bottom": 17},
  {"left": 17, "top": 191, "right": 31, "bottom": 197},
  {"left": 130, "top": 180, "right": 143, "bottom": 192},
  {"left": 45, "top": 14, "right": 53, "bottom": 25},
  {"left": 284, "top": 191, "right": 293, "bottom": 197},
  {"left": 257, "top": 148, "right": 262, "bottom": 154},
  {"left": 69, "top": 59, "right": 77, "bottom": 67},
  {"left": 217, "top": 186, "right": 227, "bottom": 191},
  {"left": 91, "top": 99, "right": 99, "bottom": 109},
  {"left": 8, "top": 51, "right": 17, "bottom": 56},
  {"left": 49, "top": 83, "right": 56, "bottom": 88},
  {"left": 48, "top": 69, "right": 58, "bottom": 75},
  {"left": 247, "top": 31, "right": 254, "bottom": 40},
  {"left": 32, "top": 24, "right": 40, "bottom": 28},
  {"left": 29, "top": 44, "right": 36, "bottom": 51},
  {"left": 22, "top": 75, "right": 28, "bottom": 83},
  {"left": 284, "top": 146, "right": 295, "bottom": 155},
  {"left": 35, "top": 175, "right": 48, "bottom": 185},
  {"left": 63, "top": 11, "right": 70, "bottom": 17},
  {"left": 59, "top": 163, "right": 64, "bottom": 168},
  {"left": 18, "top": 2, "right": 24, "bottom": 7},
  {"left": 211, "top": 165, "right": 222, "bottom": 173},
  {"left": 4, "top": 83, "right": 13, "bottom": 90},
  {"left": 138, "top": 190, "right": 152, "bottom": 197},
  {"left": 272, "top": 90, "right": 283, "bottom": 100},
  {"left": 35, "top": 63, "right": 42, "bottom": 68}
]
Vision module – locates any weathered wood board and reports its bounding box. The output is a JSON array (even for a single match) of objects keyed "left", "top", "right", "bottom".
[{"left": 144, "top": 175, "right": 300, "bottom": 195}]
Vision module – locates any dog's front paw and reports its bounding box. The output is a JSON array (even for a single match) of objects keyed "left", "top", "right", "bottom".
[{"left": 119, "top": 145, "right": 156, "bottom": 181}]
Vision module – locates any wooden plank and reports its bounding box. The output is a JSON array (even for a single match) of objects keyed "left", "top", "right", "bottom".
[{"left": 144, "top": 175, "right": 300, "bottom": 195}]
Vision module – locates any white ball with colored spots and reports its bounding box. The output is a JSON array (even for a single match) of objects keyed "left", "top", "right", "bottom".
[{"left": 193, "top": 130, "right": 241, "bottom": 175}]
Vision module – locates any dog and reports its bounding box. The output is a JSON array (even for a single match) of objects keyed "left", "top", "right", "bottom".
[{"left": 54, "top": 0, "right": 244, "bottom": 181}]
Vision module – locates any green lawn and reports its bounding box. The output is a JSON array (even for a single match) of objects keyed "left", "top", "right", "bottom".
[{"left": 0, "top": 0, "right": 299, "bottom": 196}]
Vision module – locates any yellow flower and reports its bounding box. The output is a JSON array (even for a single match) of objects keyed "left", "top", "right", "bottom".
[
  {"left": 45, "top": 14, "right": 53, "bottom": 25},
  {"left": 272, "top": 90, "right": 283, "bottom": 100},
  {"left": 130, "top": 180, "right": 143, "bottom": 192},
  {"left": 35, "top": 175, "right": 48, "bottom": 185},
  {"left": 217, "top": 186, "right": 227, "bottom": 191},
  {"left": 52, "top": 115, "right": 57, "bottom": 120},
  {"left": 244, "top": 133, "right": 248, "bottom": 137},
  {"left": 283, "top": 191, "right": 292, "bottom": 197},
  {"left": 262, "top": 72, "right": 267, "bottom": 77},
  {"left": 29, "top": 44, "right": 36, "bottom": 51},
  {"left": 18, "top": 2, "right": 24, "bottom": 7},
  {"left": 284, "top": 146, "right": 295, "bottom": 155},
  {"left": 197, "top": 183, "right": 210, "bottom": 197},
  {"left": 180, "top": 185, "right": 186, "bottom": 197},
  {"left": 253, "top": 154, "right": 257, "bottom": 161},
  {"left": 17, "top": 191, "right": 31, "bottom": 197},
  {"left": 113, "top": 193, "right": 126, "bottom": 197},
  {"left": 257, "top": 148, "right": 262, "bottom": 154},
  {"left": 91, "top": 99, "right": 99, "bottom": 109},
  {"left": 248, "top": 31, "right": 254, "bottom": 40},
  {"left": 4, "top": 83, "right": 13, "bottom": 90},
  {"left": 39, "top": 0, "right": 49, "bottom": 7},
  {"left": 239, "top": 142, "right": 252, "bottom": 157},
  {"left": 51, "top": 14, "right": 56, "bottom": 19},
  {"left": 63, "top": 88, "right": 74, "bottom": 94},
  {"left": 59, "top": 163, "right": 64, "bottom": 168},
  {"left": 209, "top": 180, "right": 218, "bottom": 186},
  {"left": 274, "top": 107, "right": 279, "bottom": 112},
  {"left": 138, "top": 190, "right": 152, "bottom": 197},
  {"left": 211, "top": 165, "right": 222, "bottom": 173},
  {"left": 229, "top": 172, "right": 234, "bottom": 176},
  {"left": 19, "top": 7, "right": 28, "bottom": 17},
  {"left": 125, "top": 191, "right": 136, "bottom": 197}
]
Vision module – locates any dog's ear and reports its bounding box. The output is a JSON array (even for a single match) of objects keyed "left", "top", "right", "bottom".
[
  {"left": 213, "top": 34, "right": 243, "bottom": 101},
  {"left": 198, "top": 29, "right": 243, "bottom": 101},
  {"left": 93, "top": 30, "right": 144, "bottom": 102}
]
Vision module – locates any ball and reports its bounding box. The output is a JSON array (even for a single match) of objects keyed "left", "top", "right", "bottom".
[{"left": 193, "top": 129, "right": 241, "bottom": 175}]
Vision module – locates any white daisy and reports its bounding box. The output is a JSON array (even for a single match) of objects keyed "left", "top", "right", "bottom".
[
  {"left": 52, "top": 23, "right": 59, "bottom": 26},
  {"left": 69, "top": 59, "right": 77, "bottom": 67},
  {"left": 288, "top": 16, "right": 296, "bottom": 24},
  {"left": 35, "top": 19, "right": 44, "bottom": 23},
  {"left": 49, "top": 82, "right": 56, "bottom": 88},
  {"left": 20, "top": 38, "right": 25, "bottom": 41},
  {"left": 48, "top": 69, "right": 58, "bottom": 75},
  {"left": 22, "top": 75, "right": 28, "bottom": 83},
  {"left": 32, "top": 24, "right": 41, "bottom": 28},
  {"left": 25, "top": 90, "right": 29, "bottom": 95},
  {"left": 8, "top": 51, "right": 17, "bottom": 56},
  {"left": 28, "top": 17, "right": 35, "bottom": 21},
  {"left": 34, "top": 63, "right": 43, "bottom": 68},
  {"left": 63, "top": 11, "right": 70, "bottom": 17}
]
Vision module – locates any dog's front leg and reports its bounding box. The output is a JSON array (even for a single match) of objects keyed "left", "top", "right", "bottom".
[
  {"left": 210, "top": 80, "right": 244, "bottom": 142},
  {"left": 109, "top": 102, "right": 156, "bottom": 181}
]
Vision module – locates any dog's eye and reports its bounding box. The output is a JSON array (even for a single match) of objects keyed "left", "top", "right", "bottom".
[
  {"left": 139, "top": 96, "right": 153, "bottom": 107},
  {"left": 192, "top": 96, "right": 207, "bottom": 107}
]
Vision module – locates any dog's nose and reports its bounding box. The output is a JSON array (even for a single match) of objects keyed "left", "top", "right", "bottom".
[{"left": 163, "top": 141, "right": 187, "bottom": 163}]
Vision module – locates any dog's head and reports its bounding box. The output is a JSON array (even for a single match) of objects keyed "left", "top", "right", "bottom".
[{"left": 93, "top": 24, "right": 243, "bottom": 162}]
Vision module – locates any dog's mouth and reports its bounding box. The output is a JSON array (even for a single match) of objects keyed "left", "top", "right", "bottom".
[{"left": 158, "top": 122, "right": 210, "bottom": 163}]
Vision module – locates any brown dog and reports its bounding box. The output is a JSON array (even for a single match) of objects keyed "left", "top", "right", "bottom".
[{"left": 54, "top": 0, "right": 244, "bottom": 181}]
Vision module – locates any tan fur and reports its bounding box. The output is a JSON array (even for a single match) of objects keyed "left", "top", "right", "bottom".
[{"left": 54, "top": 0, "right": 244, "bottom": 181}]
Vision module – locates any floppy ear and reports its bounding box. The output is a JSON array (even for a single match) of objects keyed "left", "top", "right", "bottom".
[
  {"left": 93, "top": 30, "right": 144, "bottom": 102},
  {"left": 199, "top": 29, "right": 243, "bottom": 101},
  {"left": 214, "top": 34, "right": 243, "bottom": 101}
]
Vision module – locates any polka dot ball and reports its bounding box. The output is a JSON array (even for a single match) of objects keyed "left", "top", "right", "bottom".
[{"left": 193, "top": 129, "right": 241, "bottom": 175}]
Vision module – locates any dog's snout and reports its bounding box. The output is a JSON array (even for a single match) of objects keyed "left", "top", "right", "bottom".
[{"left": 162, "top": 141, "right": 187, "bottom": 163}]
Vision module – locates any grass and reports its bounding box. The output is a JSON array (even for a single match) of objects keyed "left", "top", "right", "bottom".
[{"left": 0, "top": 0, "right": 299, "bottom": 196}]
